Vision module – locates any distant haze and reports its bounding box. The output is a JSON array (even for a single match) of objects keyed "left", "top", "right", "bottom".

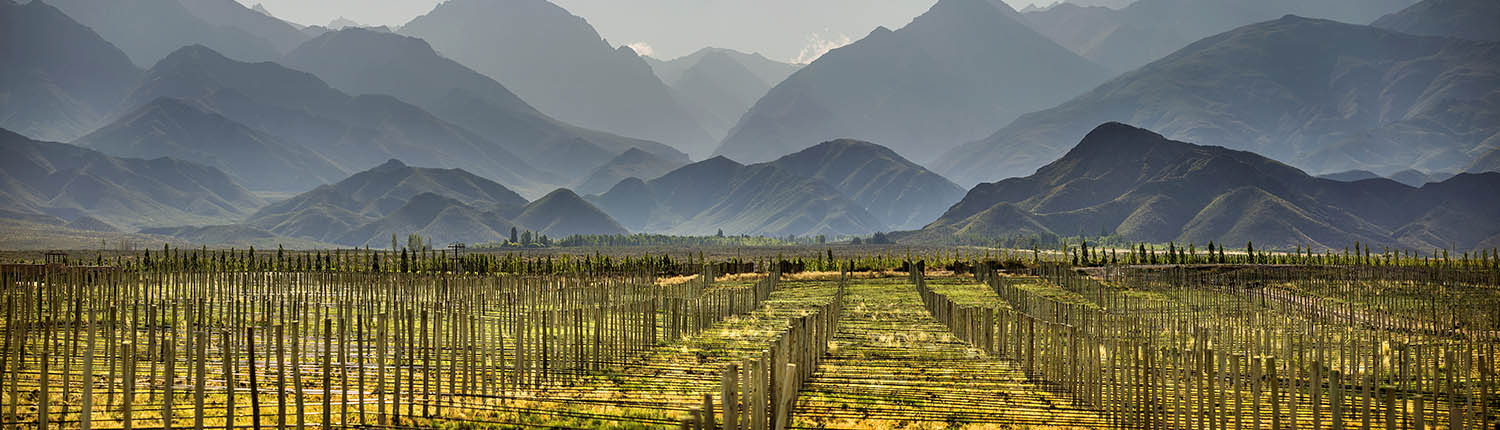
[{"left": 236, "top": 0, "right": 1047, "bottom": 62}]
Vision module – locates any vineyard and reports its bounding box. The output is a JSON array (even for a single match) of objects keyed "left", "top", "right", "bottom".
[{"left": 1, "top": 249, "right": 1497, "bottom": 429}]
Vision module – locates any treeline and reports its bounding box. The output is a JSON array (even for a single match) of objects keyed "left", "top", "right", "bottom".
[
  {"left": 1064, "top": 239, "right": 1500, "bottom": 270},
  {"left": 552, "top": 233, "right": 820, "bottom": 247},
  {"left": 51, "top": 245, "right": 731, "bottom": 275}
]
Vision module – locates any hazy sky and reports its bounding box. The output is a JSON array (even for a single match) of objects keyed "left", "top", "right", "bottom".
[{"left": 241, "top": 0, "right": 1049, "bottom": 62}]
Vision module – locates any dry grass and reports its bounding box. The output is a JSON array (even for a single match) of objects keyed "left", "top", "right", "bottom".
[{"left": 656, "top": 274, "right": 700, "bottom": 286}]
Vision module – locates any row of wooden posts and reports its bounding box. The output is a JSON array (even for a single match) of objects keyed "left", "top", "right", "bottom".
[
  {"left": 914, "top": 261, "right": 1500, "bottom": 429},
  {"left": 1093, "top": 265, "right": 1500, "bottom": 341},
  {"left": 679, "top": 272, "right": 849, "bottom": 430},
  {"left": 0, "top": 265, "right": 779, "bottom": 429}
]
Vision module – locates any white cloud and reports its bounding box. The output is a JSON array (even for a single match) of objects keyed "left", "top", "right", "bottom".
[
  {"left": 793, "top": 31, "right": 853, "bottom": 64},
  {"left": 625, "top": 42, "right": 655, "bottom": 57}
]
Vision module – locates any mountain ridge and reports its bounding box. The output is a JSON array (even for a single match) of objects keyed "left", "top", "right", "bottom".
[
  {"left": 590, "top": 156, "right": 884, "bottom": 237},
  {"left": 0, "top": 127, "right": 264, "bottom": 231},
  {"left": 281, "top": 28, "right": 688, "bottom": 178},
  {"left": 401, "top": 0, "right": 715, "bottom": 157},
  {"left": 125, "top": 44, "right": 560, "bottom": 196},
  {"left": 715, "top": 0, "right": 1110, "bottom": 164},
  {"left": 240, "top": 160, "right": 625, "bottom": 246},
  {"left": 915, "top": 122, "right": 1500, "bottom": 250},
  {"left": 1372, "top": 0, "right": 1500, "bottom": 42},
  {"left": 75, "top": 97, "right": 347, "bottom": 192},
  {"left": 763, "top": 139, "right": 966, "bottom": 231},
  {"left": 936, "top": 16, "right": 1500, "bottom": 187},
  {"left": 1, "top": 1, "right": 142, "bottom": 141}
]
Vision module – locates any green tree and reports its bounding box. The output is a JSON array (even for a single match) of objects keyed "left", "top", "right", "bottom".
[{"left": 510, "top": 227, "right": 519, "bottom": 244}]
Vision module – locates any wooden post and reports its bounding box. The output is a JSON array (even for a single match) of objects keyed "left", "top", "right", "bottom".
[
  {"left": 82, "top": 319, "right": 95, "bottom": 430},
  {"left": 247, "top": 328, "right": 261, "bottom": 430},
  {"left": 323, "top": 319, "right": 332, "bottom": 430},
  {"left": 357, "top": 317, "right": 366, "bottom": 427},
  {"left": 1313, "top": 360, "right": 1323, "bottom": 430},
  {"left": 338, "top": 317, "right": 347, "bottom": 427},
  {"left": 1362, "top": 373, "right": 1372, "bottom": 430},
  {"left": 38, "top": 351, "right": 49, "bottom": 430},
  {"left": 194, "top": 332, "right": 207, "bottom": 430},
  {"left": 290, "top": 322, "right": 305, "bottom": 430},
  {"left": 773, "top": 363, "right": 797, "bottom": 430},
  {"left": 1384, "top": 387, "right": 1396, "bottom": 430},
  {"left": 703, "top": 393, "right": 716, "bottom": 430},
  {"left": 1414, "top": 395, "right": 1425, "bottom": 430},
  {"left": 1269, "top": 357, "right": 1280, "bottom": 430},
  {"left": 723, "top": 364, "right": 739, "bottom": 430},
  {"left": 223, "top": 330, "right": 235, "bottom": 430},
  {"left": 1331, "top": 370, "right": 1343, "bottom": 430},
  {"left": 123, "top": 340, "right": 135, "bottom": 430},
  {"left": 752, "top": 357, "right": 766, "bottom": 430},
  {"left": 1233, "top": 355, "right": 1242, "bottom": 430},
  {"left": 163, "top": 330, "right": 176, "bottom": 429},
  {"left": 1, "top": 295, "right": 13, "bottom": 430},
  {"left": 275, "top": 324, "right": 287, "bottom": 430}
]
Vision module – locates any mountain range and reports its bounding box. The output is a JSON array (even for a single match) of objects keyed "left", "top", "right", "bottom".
[
  {"left": 75, "top": 97, "right": 347, "bottom": 192},
  {"left": 173, "top": 0, "right": 311, "bottom": 52},
  {"left": 589, "top": 156, "right": 883, "bottom": 237},
  {"left": 715, "top": 0, "right": 1111, "bottom": 164},
  {"left": 45, "top": 0, "right": 282, "bottom": 67},
  {"left": 1, "top": 1, "right": 141, "bottom": 142},
  {"left": 588, "top": 139, "right": 964, "bottom": 236},
  {"left": 0, "top": 127, "right": 263, "bottom": 232},
  {"left": 645, "top": 48, "right": 803, "bottom": 141},
  {"left": 281, "top": 28, "right": 689, "bottom": 178},
  {"left": 574, "top": 148, "right": 687, "bottom": 196},
  {"left": 914, "top": 123, "right": 1500, "bottom": 250},
  {"left": 646, "top": 48, "right": 802, "bottom": 90},
  {"left": 936, "top": 16, "right": 1500, "bottom": 187},
  {"left": 241, "top": 160, "right": 625, "bottom": 247},
  {"left": 1319, "top": 169, "right": 1456, "bottom": 188},
  {"left": 400, "top": 0, "right": 716, "bottom": 157},
  {"left": 118, "top": 44, "right": 559, "bottom": 195},
  {"left": 761, "top": 140, "right": 965, "bottom": 231},
  {"left": 1021, "top": 0, "right": 1420, "bottom": 73}
]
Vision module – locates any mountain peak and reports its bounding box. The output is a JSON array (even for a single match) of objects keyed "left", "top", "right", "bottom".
[
  {"left": 374, "top": 159, "right": 408, "bottom": 170},
  {"left": 160, "top": 44, "right": 226, "bottom": 64},
  {"left": 1080, "top": 121, "right": 1162, "bottom": 142},
  {"left": 700, "top": 155, "right": 744, "bottom": 168},
  {"left": 515, "top": 187, "right": 629, "bottom": 236},
  {"left": 313, "top": 26, "right": 433, "bottom": 51},
  {"left": 537, "top": 188, "right": 584, "bottom": 201},
  {"left": 1064, "top": 122, "right": 1180, "bottom": 160},
  {"left": 816, "top": 138, "right": 888, "bottom": 151},
  {"left": 609, "top": 147, "right": 658, "bottom": 164}
]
